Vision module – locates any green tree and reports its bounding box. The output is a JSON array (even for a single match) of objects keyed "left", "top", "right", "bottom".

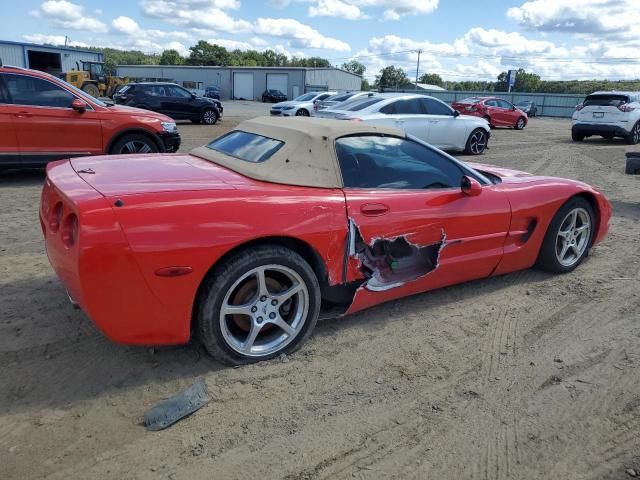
[
  {"left": 418, "top": 73, "right": 443, "bottom": 87},
  {"left": 374, "top": 66, "right": 412, "bottom": 90},
  {"left": 341, "top": 60, "right": 366, "bottom": 76},
  {"left": 361, "top": 78, "right": 371, "bottom": 91},
  {"left": 187, "top": 41, "right": 231, "bottom": 66},
  {"left": 159, "top": 49, "right": 184, "bottom": 65}
]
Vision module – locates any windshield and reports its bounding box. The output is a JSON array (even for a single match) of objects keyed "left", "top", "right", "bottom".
[{"left": 294, "top": 92, "right": 317, "bottom": 102}]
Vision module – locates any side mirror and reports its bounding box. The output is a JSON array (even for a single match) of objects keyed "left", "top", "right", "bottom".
[
  {"left": 71, "top": 99, "right": 87, "bottom": 113},
  {"left": 512, "top": 106, "right": 517, "bottom": 111},
  {"left": 461, "top": 175, "right": 482, "bottom": 196}
]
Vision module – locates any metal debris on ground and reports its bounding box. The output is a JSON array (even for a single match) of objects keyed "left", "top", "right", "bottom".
[{"left": 143, "top": 379, "right": 210, "bottom": 431}]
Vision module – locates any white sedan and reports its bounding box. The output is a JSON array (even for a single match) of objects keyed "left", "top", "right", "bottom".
[
  {"left": 316, "top": 93, "right": 491, "bottom": 155},
  {"left": 270, "top": 91, "right": 337, "bottom": 117}
]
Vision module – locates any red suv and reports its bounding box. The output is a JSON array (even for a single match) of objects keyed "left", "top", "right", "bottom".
[
  {"left": 451, "top": 96, "right": 528, "bottom": 130},
  {"left": 0, "top": 64, "right": 180, "bottom": 170}
]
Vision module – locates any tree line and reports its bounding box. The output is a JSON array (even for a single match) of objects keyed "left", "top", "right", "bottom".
[
  {"left": 375, "top": 66, "right": 640, "bottom": 95},
  {"left": 84, "top": 42, "right": 638, "bottom": 95}
]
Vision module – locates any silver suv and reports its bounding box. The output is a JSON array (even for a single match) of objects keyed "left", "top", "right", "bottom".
[{"left": 572, "top": 91, "right": 640, "bottom": 144}]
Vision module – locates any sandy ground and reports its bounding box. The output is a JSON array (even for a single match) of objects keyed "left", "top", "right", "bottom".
[{"left": 1, "top": 106, "right": 639, "bottom": 480}]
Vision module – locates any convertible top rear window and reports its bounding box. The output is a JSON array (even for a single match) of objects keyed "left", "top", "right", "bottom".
[{"left": 206, "top": 131, "right": 284, "bottom": 163}]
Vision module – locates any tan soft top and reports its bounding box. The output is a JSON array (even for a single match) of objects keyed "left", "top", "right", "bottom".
[{"left": 190, "top": 116, "right": 404, "bottom": 188}]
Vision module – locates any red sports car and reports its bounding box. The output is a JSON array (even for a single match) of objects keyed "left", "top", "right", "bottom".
[
  {"left": 41, "top": 117, "right": 610, "bottom": 365},
  {"left": 452, "top": 97, "right": 528, "bottom": 129}
]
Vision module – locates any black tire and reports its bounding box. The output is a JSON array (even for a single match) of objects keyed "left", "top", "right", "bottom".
[
  {"left": 197, "top": 245, "right": 321, "bottom": 365},
  {"left": 515, "top": 117, "right": 526, "bottom": 130},
  {"left": 464, "top": 128, "right": 488, "bottom": 155},
  {"left": 202, "top": 108, "right": 219, "bottom": 125},
  {"left": 109, "top": 133, "right": 159, "bottom": 155},
  {"left": 571, "top": 131, "right": 584, "bottom": 142},
  {"left": 536, "top": 197, "right": 595, "bottom": 274},
  {"left": 626, "top": 154, "right": 640, "bottom": 174},
  {"left": 82, "top": 83, "right": 100, "bottom": 98},
  {"left": 296, "top": 108, "right": 309, "bottom": 117},
  {"left": 625, "top": 121, "right": 640, "bottom": 145}
]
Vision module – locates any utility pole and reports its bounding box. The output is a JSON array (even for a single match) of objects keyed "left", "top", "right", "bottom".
[
  {"left": 64, "top": 35, "right": 68, "bottom": 47},
  {"left": 415, "top": 49, "right": 422, "bottom": 90}
]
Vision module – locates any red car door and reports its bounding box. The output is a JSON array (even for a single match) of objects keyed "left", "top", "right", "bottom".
[
  {"left": 335, "top": 134, "right": 511, "bottom": 314},
  {"left": 3, "top": 72, "right": 102, "bottom": 163},
  {"left": 495, "top": 99, "right": 518, "bottom": 126},
  {"left": 0, "top": 75, "right": 19, "bottom": 165}
]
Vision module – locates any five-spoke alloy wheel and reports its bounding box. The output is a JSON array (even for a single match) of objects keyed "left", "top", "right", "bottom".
[
  {"left": 198, "top": 246, "right": 320, "bottom": 365},
  {"left": 537, "top": 197, "right": 595, "bottom": 273}
]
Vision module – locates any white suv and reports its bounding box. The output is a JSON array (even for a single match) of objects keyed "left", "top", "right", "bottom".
[{"left": 572, "top": 91, "right": 640, "bottom": 144}]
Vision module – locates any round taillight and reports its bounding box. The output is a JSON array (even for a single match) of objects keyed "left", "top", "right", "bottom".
[
  {"left": 49, "top": 202, "right": 63, "bottom": 233},
  {"left": 61, "top": 213, "right": 78, "bottom": 248}
]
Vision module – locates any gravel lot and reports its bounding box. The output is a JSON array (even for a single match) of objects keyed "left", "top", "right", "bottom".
[{"left": 1, "top": 104, "right": 639, "bottom": 480}]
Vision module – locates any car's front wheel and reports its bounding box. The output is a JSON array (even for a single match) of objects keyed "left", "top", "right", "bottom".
[
  {"left": 626, "top": 121, "right": 640, "bottom": 145},
  {"left": 515, "top": 117, "right": 527, "bottom": 130},
  {"left": 202, "top": 108, "right": 219, "bottom": 125},
  {"left": 110, "top": 134, "right": 159, "bottom": 154},
  {"left": 536, "top": 197, "right": 595, "bottom": 273},
  {"left": 464, "top": 128, "right": 488, "bottom": 155},
  {"left": 296, "top": 109, "right": 309, "bottom": 117},
  {"left": 197, "top": 245, "right": 321, "bottom": 365}
]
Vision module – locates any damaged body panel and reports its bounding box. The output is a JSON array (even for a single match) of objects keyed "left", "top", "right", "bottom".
[{"left": 343, "top": 187, "right": 512, "bottom": 315}]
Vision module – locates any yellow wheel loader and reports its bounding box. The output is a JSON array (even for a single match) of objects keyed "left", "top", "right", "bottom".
[{"left": 60, "top": 61, "right": 129, "bottom": 98}]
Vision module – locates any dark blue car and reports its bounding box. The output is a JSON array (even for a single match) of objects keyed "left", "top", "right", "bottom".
[{"left": 204, "top": 85, "right": 220, "bottom": 100}]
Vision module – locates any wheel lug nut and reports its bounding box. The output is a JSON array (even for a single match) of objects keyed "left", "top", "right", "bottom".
[
  {"left": 260, "top": 295, "right": 267, "bottom": 302},
  {"left": 269, "top": 312, "right": 276, "bottom": 319},
  {"left": 257, "top": 316, "right": 263, "bottom": 323},
  {"left": 271, "top": 299, "right": 278, "bottom": 306},
  {"left": 251, "top": 306, "right": 258, "bottom": 313}
]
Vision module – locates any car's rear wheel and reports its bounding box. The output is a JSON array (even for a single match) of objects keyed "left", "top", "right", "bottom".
[
  {"left": 536, "top": 197, "right": 595, "bottom": 273},
  {"left": 110, "top": 134, "right": 159, "bottom": 155},
  {"left": 571, "top": 131, "right": 584, "bottom": 142},
  {"left": 296, "top": 109, "right": 309, "bottom": 117},
  {"left": 515, "top": 117, "right": 526, "bottom": 130},
  {"left": 197, "top": 245, "right": 321, "bottom": 365},
  {"left": 202, "top": 108, "right": 219, "bottom": 125},
  {"left": 464, "top": 128, "right": 488, "bottom": 155},
  {"left": 626, "top": 121, "right": 640, "bottom": 145}
]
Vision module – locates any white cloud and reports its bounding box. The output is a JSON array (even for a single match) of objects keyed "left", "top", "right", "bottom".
[
  {"left": 356, "top": 27, "right": 640, "bottom": 82},
  {"left": 269, "top": 0, "right": 291, "bottom": 7},
  {"left": 507, "top": 0, "right": 640, "bottom": 40},
  {"left": 111, "top": 16, "right": 191, "bottom": 54},
  {"left": 307, "top": 0, "right": 438, "bottom": 21},
  {"left": 309, "top": 0, "right": 367, "bottom": 20},
  {"left": 254, "top": 18, "right": 351, "bottom": 51},
  {"left": 23, "top": 34, "right": 89, "bottom": 48},
  {"left": 141, "top": 0, "right": 251, "bottom": 32},
  {"left": 34, "top": 0, "right": 108, "bottom": 32}
]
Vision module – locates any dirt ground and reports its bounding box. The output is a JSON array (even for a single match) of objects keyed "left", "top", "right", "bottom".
[{"left": 1, "top": 108, "right": 639, "bottom": 480}]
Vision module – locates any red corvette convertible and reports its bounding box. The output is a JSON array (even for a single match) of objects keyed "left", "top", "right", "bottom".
[
  {"left": 41, "top": 117, "right": 611, "bottom": 364},
  {"left": 451, "top": 97, "right": 528, "bottom": 129}
]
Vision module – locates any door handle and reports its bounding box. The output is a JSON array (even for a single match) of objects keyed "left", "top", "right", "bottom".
[{"left": 360, "top": 203, "right": 389, "bottom": 216}]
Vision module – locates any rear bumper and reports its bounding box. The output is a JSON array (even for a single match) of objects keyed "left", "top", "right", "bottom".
[
  {"left": 158, "top": 132, "right": 181, "bottom": 153},
  {"left": 572, "top": 123, "right": 630, "bottom": 137}
]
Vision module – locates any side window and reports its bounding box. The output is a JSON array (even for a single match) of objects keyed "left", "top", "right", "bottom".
[
  {"left": 379, "top": 102, "right": 395, "bottom": 114},
  {"left": 497, "top": 99, "right": 513, "bottom": 109},
  {"left": 391, "top": 99, "right": 423, "bottom": 115},
  {"left": 169, "top": 86, "right": 192, "bottom": 98},
  {"left": 420, "top": 98, "right": 454, "bottom": 116},
  {"left": 336, "top": 135, "right": 464, "bottom": 189},
  {"left": 3, "top": 73, "right": 74, "bottom": 108},
  {"left": 484, "top": 99, "right": 497, "bottom": 107},
  {"left": 0, "top": 75, "right": 9, "bottom": 103}
]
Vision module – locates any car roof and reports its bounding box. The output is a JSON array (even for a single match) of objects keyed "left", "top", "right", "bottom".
[
  {"left": 190, "top": 116, "right": 403, "bottom": 188},
  {"left": 589, "top": 91, "right": 640, "bottom": 96}
]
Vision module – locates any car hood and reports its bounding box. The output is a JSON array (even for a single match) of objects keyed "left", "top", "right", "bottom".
[
  {"left": 70, "top": 154, "right": 237, "bottom": 196},
  {"left": 468, "top": 162, "right": 591, "bottom": 188},
  {"left": 103, "top": 104, "right": 172, "bottom": 122}
]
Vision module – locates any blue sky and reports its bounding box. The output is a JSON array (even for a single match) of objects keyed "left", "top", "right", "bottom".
[{"left": 5, "top": 0, "right": 640, "bottom": 81}]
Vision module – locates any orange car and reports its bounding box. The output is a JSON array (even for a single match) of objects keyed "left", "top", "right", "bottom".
[{"left": 0, "top": 63, "right": 180, "bottom": 170}]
